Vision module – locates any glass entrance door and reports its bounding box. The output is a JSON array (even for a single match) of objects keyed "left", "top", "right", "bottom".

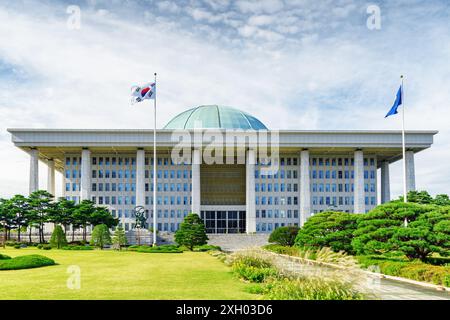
[{"left": 200, "top": 210, "right": 246, "bottom": 234}]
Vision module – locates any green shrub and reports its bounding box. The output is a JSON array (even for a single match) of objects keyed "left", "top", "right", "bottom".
[
  {"left": 128, "top": 245, "right": 182, "bottom": 253},
  {"left": 295, "top": 211, "right": 358, "bottom": 254},
  {"left": 14, "top": 244, "right": 21, "bottom": 249},
  {"left": 112, "top": 226, "right": 127, "bottom": 250},
  {"left": 269, "top": 226, "right": 299, "bottom": 246},
  {"left": 0, "top": 254, "right": 11, "bottom": 260},
  {"left": 262, "top": 278, "right": 365, "bottom": 300},
  {"left": 351, "top": 202, "right": 448, "bottom": 260},
  {"left": 5, "top": 241, "right": 17, "bottom": 247},
  {"left": 232, "top": 263, "right": 278, "bottom": 283},
  {"left": 356, "top": 255, "right": 450, "bottom": 286},
  {"left": 49, "top": 225, "right": 68, "bottom": 249},
  {"left": 174, "top": 213, "right": 208, "bottom": 250},
  {"left": 61, "top": 245, "right": 94, "bottom": 250},
  {"left": 41, "top": 244, "right": 52, "bottom": 250},
  {"left": 0, "top": 255, "right": 55, "bottom": 270},
  {"left": 264, "top": 244, "right": 302, "bottom": 256},
  {"left": 193, "top": 244, "right": 221, "bottom": 252},
  {"left": 90, "top": 224, "right": 111, "bottom": 249}
]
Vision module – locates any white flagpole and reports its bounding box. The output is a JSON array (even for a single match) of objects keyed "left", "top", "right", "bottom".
[
  {"left": 401, "top": 75, "right": 407, "bottom": 204},
  {"left": 153, "top": 72, "right": 157, "bottom": 246}
]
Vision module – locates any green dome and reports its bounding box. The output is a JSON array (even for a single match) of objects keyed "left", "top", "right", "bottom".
[{"left": 163, "top": 105, "right": 268, "bottom": 130}]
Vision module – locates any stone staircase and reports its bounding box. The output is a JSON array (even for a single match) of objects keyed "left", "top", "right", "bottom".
[{"left": 207, "top": 234, "right": 269, "bottom": 252}]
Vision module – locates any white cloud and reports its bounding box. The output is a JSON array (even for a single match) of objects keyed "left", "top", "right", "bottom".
[
  {"left": 247, "top": 15, "right": 274, "bottom": 26},
  {"left": 0, "top": 0, "right": 449, "bottom": 200}
]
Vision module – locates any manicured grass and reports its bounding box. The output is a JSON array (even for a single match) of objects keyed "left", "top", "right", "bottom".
[{"left": 0, "top": 247, "right": 255, "bottom": 300}]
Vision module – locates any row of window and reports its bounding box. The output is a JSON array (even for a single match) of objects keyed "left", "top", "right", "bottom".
[
  {"left": 256, "top": 222, "right": 299, "bottom": 232},
  {"left": 255, "top": 183, "right": 298, "bottom": 192},
  {"left": 312, "top": 183, "right": 376, "bottom": 193},
  {"left": 66, "top": 156, "right": 192, "bottom": 167},
  {"left": 254, "top": 169, "right": 298, "bottom": 179},
  {"left": 256, "top": 209, "right": 299, "bottom": 219},
  {"left": 66, "top": 156, "right": 376, "bottom": 168},
  {"left": 311, "top": 170, "right": 376, "bottom": 180},
  {"left": 65, "top": 169, "right": 192, "bottom": 180},
  {"left": 88, "top": 195, "right": 191, "bottom": 206},
  {"left": 311, "top": 157, "right": 376, "bottom": 167},
  {"left": 90, "top": 182, "right": 191, "bottom": 192},
  {"left": 255, "top": 196, "right": 298, "bottom": 205},
  {"left": 312, "top": 196, "right": 377, "bottom": 206},
  {"left": 111, "top": 209, "right": 189, "bottom": 219}
]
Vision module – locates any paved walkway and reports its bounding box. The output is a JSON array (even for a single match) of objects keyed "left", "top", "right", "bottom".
[{"left": 269, "top": 253, "right": 450, "bottom": 300}]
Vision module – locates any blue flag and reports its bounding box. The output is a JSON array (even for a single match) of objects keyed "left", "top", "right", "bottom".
[{"left": 385, "top": 85, "right": 402, "bottom": 118}]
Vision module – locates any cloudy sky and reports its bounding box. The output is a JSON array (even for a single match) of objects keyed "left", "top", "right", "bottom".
[{"left": 0, "top": 0, "right": 449, "bottom": 199}]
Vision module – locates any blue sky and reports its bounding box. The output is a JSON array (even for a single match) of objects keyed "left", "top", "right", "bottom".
[{"left": 0, "top": 0, "right": 449, "bottom": 198}]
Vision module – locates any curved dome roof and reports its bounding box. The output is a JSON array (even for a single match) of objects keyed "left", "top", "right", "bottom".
[{"left": 163, "top": 105, "right": 268, "bottom": 130}]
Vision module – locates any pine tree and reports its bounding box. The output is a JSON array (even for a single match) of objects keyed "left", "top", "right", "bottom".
[
  {"left": 90, "top": 224, "right": 111, "bottom": 249},
  {"left": 49, "top": 225, "right": 68, "bottom": 249},
  {"left": 174, "top": 213, "right": 208, "bottom": 250},
  {"left": 112, "top": 226, "right": 127, "bottom": 250}
]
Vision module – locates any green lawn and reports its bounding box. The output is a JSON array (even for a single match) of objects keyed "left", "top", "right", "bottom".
[{"left": 0, "top": 247, "right": 255, "bottom": 300}]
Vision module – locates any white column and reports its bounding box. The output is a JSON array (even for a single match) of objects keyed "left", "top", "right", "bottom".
[
  {"left": 80, "top": 148, "right": 91, "bottom": 201},
  {"left": 246, "top": 149, "right": 256, "bottom": 233},
  {"left": 405, "top": 150, "right": 415, "bottom": 192},
  {"left": 29, "top": 148, "right": 39, "bottom": 194},
  {"left": 136, "top": 149, "right": 145, "bottom": 208},
  {"left": 300, "top": 149, "right": 311, "bottom": 226},
  {"left": 61, "top": 170, "right": 66, "bottom": 198},
  {"left": 354, "top": 150, "right": 365, "bottom": 213},
  {"left": 191, "top": 148, "right": 201, "bottom": 214},
  {"left": 380, "top": 161, "right": 390, "bottom": 204},
  {"left": 47, "top": 159, "right": 55, "bottom": 196}
]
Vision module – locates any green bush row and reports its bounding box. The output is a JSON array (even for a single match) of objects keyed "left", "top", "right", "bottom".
[
  {"left": 192, "top": 244, "right": 221, "bottom": 252},
  {"left": 232, "top": 263, "right": 278, "bottom": 283},
  {"left": 37, "top": 244, "right": 52, "bottom": 250},
  {"left": 128, "top": 244, "right": 182, "bottom": 253},
  {"left": 0, "top": 254, "right": 11, "bottom": 260},
  {"left": 0, "top": 254, "right": 55, "bottom": 270},
  {"left": 262, "top": 278, "right": 365, "bottom": 300},
  {"left": 357, "top": 255, "right": 450, "bottom": 286},
  {"left": 61, "top": 245, "right": 94, "bottom": 250}
]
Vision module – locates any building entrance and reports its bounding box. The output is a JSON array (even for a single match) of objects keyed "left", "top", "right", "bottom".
[{"left": 200, "top": 210, "right": 246, "bottom": 234}]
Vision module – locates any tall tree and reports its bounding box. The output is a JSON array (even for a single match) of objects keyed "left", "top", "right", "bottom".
[
  {"left": 112, "top": 226, "right": 127, "bottom": 250},
  {"left": 90, "top": 224, "right": 111, "bottom": 249},
  {"left": 8, "top": 195, "right": 30, "bottom": 242},
  {"left": 0, "top": 198, "right": 14, "bottom": 247},
  {"left": 89, "top": 206, "right": 118, "bottom": 228},
  {"left": 73, "top": 200, "right": 96, "bottom": 242},
  {"left": 49, "top": 198, "right": 76, "bottom": 234},
  {"left": 28, "top": 190, "right": 55, "bottom": 243}
]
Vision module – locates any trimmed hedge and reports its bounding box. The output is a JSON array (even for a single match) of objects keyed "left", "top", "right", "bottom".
[
  {"left": 193, "top": 245, "right": 221, "bottom": 252},
  {"left": 0, "top": 255, "right": 55, "bottom": 270},
  {"left": 62, "top": 245, "right": 94, "bottom": 250},
  {"left": 0, "top": 254, "right": 11, "bottom": 260},
  {"left": 269, "top": 226, "right": 299, "bottom": 246},
  {"left": 357, "top": 255, "right": 450, "bottom": 287},
  {"left": 128, "top": 244, "right": 182, "bottom": 253}
]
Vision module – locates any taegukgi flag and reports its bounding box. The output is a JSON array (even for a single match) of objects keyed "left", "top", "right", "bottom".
[{"left": 131, "top": 82, "right": 156, "bottom": 104}]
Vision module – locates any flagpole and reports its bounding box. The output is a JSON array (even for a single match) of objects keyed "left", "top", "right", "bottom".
[
  {"left": 153, "top": 72, "right": 157, "bottom": 246},
  {"left": 401, "top": 75, "right": 407, "bottom": 204}
]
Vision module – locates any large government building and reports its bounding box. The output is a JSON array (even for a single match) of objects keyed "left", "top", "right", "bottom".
[{"left": 8, "top": 105, "right": 437, "bottom": 234}]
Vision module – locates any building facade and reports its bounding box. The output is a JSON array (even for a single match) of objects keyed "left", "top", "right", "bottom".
[{"left": 8, "top": 105, "right": 437, "bottom": 234}]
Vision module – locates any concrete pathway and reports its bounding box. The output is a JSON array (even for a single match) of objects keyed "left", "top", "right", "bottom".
[{"left": 269, "top": 253, "right": 450, "bottom": 300}]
